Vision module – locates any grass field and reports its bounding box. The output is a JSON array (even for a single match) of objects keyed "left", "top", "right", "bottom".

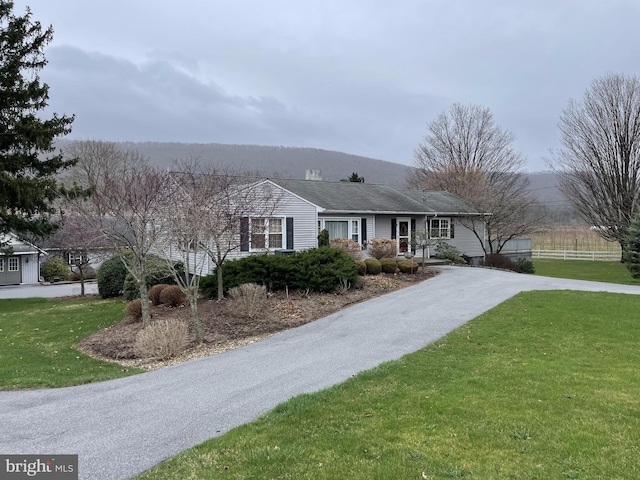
[
  {"left": 530, "top": 227, "right": 622, "bottom": 252},
  {"left": 137, "top": 290, "right": 640, "bottom": 479},
  {"left": 0, "top": 298, "right": 144, "bottom": 389},
  {"left": 534, "top": 259, "right": 640, "bottom": 285}
]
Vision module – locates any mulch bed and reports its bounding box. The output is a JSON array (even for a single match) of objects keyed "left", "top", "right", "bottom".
[{"left": 76, "top": 269, "right": 439, "bottom": 369}]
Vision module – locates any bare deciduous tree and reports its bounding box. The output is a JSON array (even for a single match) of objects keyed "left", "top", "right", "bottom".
[
  {"left": 66, "top": 144, "right": 170, "bottom": 325},
  {"left": 189, "top": 169, "right": 282, "bottom": 300},
  {"left": 410, "top": 103, "right": 539, "bottom": 254},
  {"left": 552, "top": 73, "right": 640, "bottom": 257},
  {"left": 154, "top": 161, "right": 216, "bottom": 342},
  {"left": 47, "top": 215, "right": 113, "bottom": 296}
]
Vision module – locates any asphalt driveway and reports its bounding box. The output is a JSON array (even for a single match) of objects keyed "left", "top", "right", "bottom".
[{"left": 1, "top": 266, "right": 640, "bottom": 479}]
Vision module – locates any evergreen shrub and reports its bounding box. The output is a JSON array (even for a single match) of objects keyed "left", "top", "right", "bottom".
[
  {"left": 380, "top": 258, "right": 398, "bottom": 274},
  {"left": 40, "top": 257, "right": 70, "bottom": 282},
  {"left": 364, "top": 258, "right": 382, "bottom": 275}
]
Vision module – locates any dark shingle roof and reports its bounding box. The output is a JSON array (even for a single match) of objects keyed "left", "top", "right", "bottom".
[{"left": 270, "top": 179, "right": 482, "bottom": 215}]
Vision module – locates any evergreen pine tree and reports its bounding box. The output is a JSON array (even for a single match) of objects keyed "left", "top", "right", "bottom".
[
  {"left": 0, "top": 0, "right": 75, "bottom": 241},
  {"left": 624, "top": 212, "right": 640, "bottom": 278}
]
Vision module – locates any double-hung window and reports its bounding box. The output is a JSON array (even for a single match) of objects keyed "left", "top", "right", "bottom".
[
  {"left": 251, "top": 218, "right": 283, "bottom": 250},
  {"left": 429, "top": 218, "right": 452, "bottom": 239}
]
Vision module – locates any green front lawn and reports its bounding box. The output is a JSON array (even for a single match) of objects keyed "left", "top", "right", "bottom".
[
  {"left": 0, "top": 298, "right": 144, "bottom": 389},
  {"left": 138, "top": 290, "right": 640, "bottom": 479},
  {"left": 534, "top": 258, "right": 640, "bottom": 285}
]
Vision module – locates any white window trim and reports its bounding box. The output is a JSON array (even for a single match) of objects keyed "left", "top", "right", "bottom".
[
  {"left": 8, "top": 257, "right": 19, "bottom": 272},
  {"left": 319, "top": 218, "right": 361, "bottom": 245},
  {"left": 250, "top": 217, "right": 284, "bottom": 251},
  {"left": 429, "top": 217, "right": 451, "bottom": 239}
]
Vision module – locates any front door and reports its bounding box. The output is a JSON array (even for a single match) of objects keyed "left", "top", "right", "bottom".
[
  {"left": 0, "top": 256, "right": 21, "bottom": 285},
  {"left": 396, "top": 218, "right": 411, "bottom": 254}
]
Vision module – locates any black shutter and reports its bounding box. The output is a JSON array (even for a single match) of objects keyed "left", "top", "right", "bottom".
[
  {"left": 411, "top": 219, "right": 416, "bottom": 253},
  {"left": 450, "top": 220, "right": 455, "bottom": 239},
  {"left": 361, "top": 218, "right": 367, "bottom": 244},
  {"left": 286, "top": 217, "right": 294, "bottom": 249},
  {"left": 391, "top": 219, "right": 396, "bottom": 239},
  {"left": 240, "top": 217, "right": 249, "bottom": 252}
]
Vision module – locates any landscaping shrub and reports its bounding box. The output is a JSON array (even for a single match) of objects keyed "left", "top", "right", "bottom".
[
  {"left": 516, "top": 258, "right": 535, "bottom": 274},
  {"left": 397, "top": 259, "right": 419, "bottom": 274},
  {"left": 355, "top": 260, "right": 367, "bottom": 276},
  {"left": 97, "top": 254, "right": 129, "bottom": 298},
  {"left": 159, "top": 285, "right": 186, "bottom": 307},
  {"left": 134, "top": 319, "right": 189, "bottom": 360},
  {"left": 126, "top": 299, "right": 143, "bottom": 321},
  {"left": 148, "top": 284, "right": 171, "bottom": 305},
  {"left": 204, "top": 247, "right": 358, "bottom": 297},
  {"left": 368, "top": 238, "right": 397, "bottom": 259},
  {"left": 123, "top": 255, "right": 182, "bottom": 301},
  {"left": 294, "top": 247, "right": 359, "bottom": 293},
  {"left": 317, "top": 228, "right": 330, "bottom": 247},
  {"left": 228, "top": 283, "right": 267, "bottom": 318},
  {"left": 364, "top": 258, "right": 382, "bottom": 275},
  {"left": 380, "top": 258, "right": 398, "bottom": 274},
  {"left": 484, "top": 253, "right": 519, "bottom": 272},
  {"left": 40, "top": 257, "right": 70, "bottom": 282},
  {"left": 330, "top": 238, "right": 362, "bottom": 260},
  {"left": 69, "top": 266, "right": 96, "bottom": 281},
  {"left": 434, "top": 241, "right": 467, "bottom": 264}
]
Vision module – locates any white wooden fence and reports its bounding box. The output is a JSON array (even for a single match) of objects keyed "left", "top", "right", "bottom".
[{"left": 532, "top": 249, "right": 621, "bottom": 261}]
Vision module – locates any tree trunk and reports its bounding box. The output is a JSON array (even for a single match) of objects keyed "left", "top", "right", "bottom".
[
  {"left": 139, "top": 280, "right": 152, "bottom": 326},
  {"left": 189, "top": 295, "right": 202, "bottom": 342},
  {"left": 216, "top": 263, "right": 224, "bottom": 300}
]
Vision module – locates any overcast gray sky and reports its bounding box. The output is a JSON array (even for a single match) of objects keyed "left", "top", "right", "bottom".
[{"left": 12, "top": 0, "right": 640, "bottom": 170}]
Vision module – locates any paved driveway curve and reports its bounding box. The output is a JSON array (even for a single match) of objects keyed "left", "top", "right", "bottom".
[{"left": 2, "top": 267, "right": 640, "bottom": 479}]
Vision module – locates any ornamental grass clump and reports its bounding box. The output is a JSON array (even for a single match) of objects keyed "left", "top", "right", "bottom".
[
  {"left": 228, "top": 283, "right": 267, "bottom": 318},
  {"left": 134, "top": 319, "right": 189, "bottom": 360},
  {"left": 368, "top": 238, "right": 397, "bottom": 259}
]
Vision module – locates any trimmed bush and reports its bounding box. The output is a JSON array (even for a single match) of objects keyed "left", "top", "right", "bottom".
[
  {"left": 148, "top": 283, "right": 171, "bottom": 305},
  {"left": 134, "top": 319, "right": 189, "bottom": 360},
  {"left": 364, "top": 258, "right": 382, "bottom": 275},
  {"left": 159, "top": 285, "right": 186, "bottom": 307},
  {"left": 330, "top": 238, "right": 362, "bottom": 260},
  {"left": 126, "top": 299, "right": 143, "bottom": 320},
  {"left": 294, "top": 247, "right": 359, "bottom": 293},
  {"left": 203, "top": 247, "right": 359, "bottom": 297},
  {"left": 380, "top": 258, "right": 398, "bottom": 274},
  {"left": 397, "top": 260, "right": 419, "bottom": 274},
  {"left": 434, "top": 241, "right": 467, "bottom": 264},
  {"left": 355, "top": 260, "right": 367, "bottom": 276},
  {"left": 123, "top": 255, "right": 182, "bottom": 301},
  {"left": 97, "top": 254, "right": 130, "bottom": 298},
  {"left": 484, "top": 253, "right": 519, "bottom": 272},
  {"left": 368, "top": 238, "right": 397, "bottom": 259},
  {"left": 516, "top": 258, "right": 535, "bottom": 274},
  {"left": 40, "top": 257, "right": 71, "bottom": 282},
  {"left": 228, "top": 283, "right": 267, "bottom": 318}
]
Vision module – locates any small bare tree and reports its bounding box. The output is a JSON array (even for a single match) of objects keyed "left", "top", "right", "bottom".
[
  {"left": 47, "top": 215, "right": 113, "bottom": 296},
  {"left": 552, "top": 73, "right": 640, "bottom": 257},
  {"left": 66, "top": 144, "right": 170, "bottom": 325},
  {"left": 192, "top": 169, "right": 282, "bottom": 300},
  {"left": 410, "top": 103, "right": 540, "bottom": 254},
  {"left": 154, "top": 161, "right": 216, "bottom": 342}
]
